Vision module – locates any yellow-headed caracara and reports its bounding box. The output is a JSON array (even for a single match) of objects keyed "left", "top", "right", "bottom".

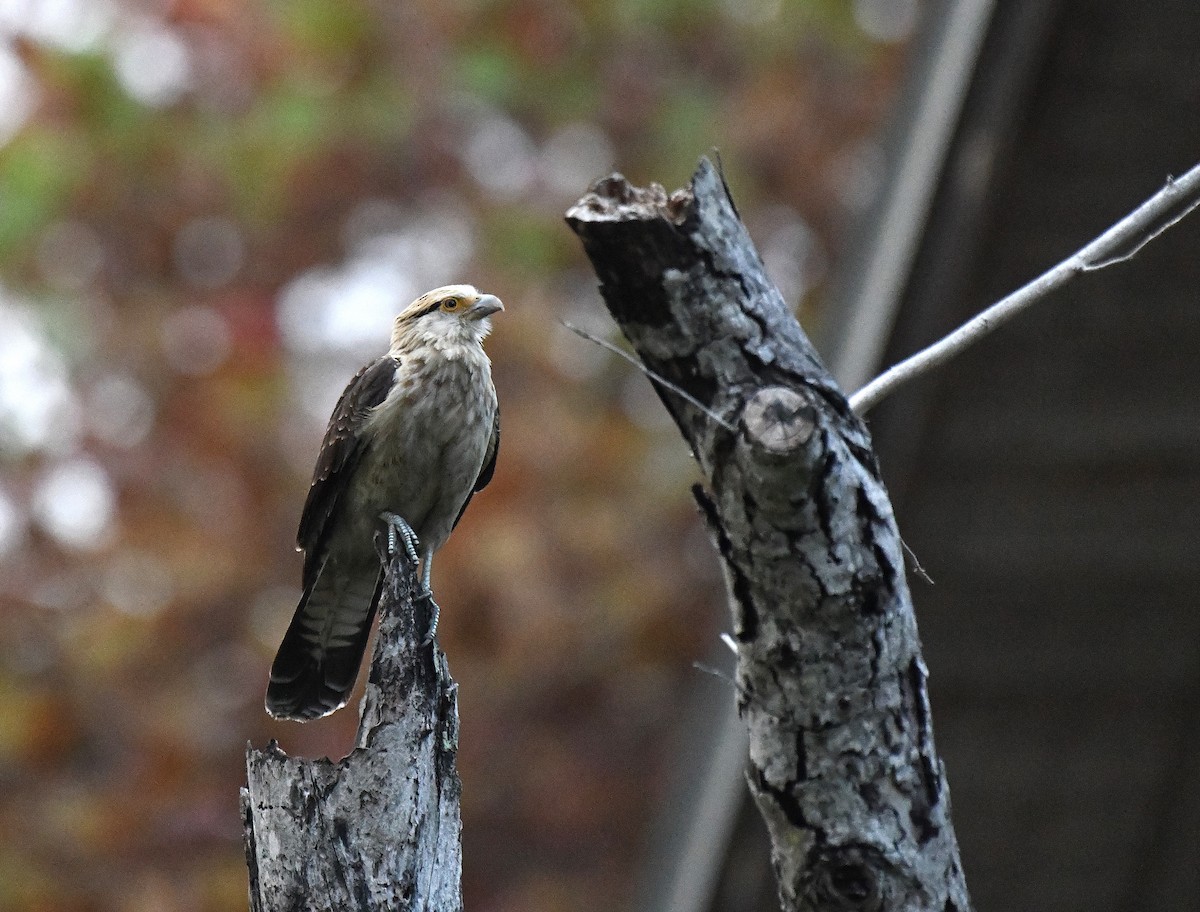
[{"left": 267, "top": 284, "right": 501, "bottom": 721}]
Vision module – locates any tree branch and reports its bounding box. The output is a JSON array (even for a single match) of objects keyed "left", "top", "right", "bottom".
[
  {"left": 567, "top": 160, "right": 971, "bottom": 912},
  {"left": 850, "top": 161, "right": 1200, "bottom": 415},
  {"left": 243, "top": 550, "right": 463, "bottom": 912}
]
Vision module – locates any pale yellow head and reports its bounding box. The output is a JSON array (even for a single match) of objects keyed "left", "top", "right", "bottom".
[{"left": 391, "top": 284, "right": 504, "bottom": 350}]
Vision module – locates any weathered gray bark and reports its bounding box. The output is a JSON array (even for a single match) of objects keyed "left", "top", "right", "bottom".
[
  {"left": 566, "top": 159, "right": 972, "bottom": 912},
  {"left": 243, "top": 550, "right": 463, "bottom": 912}
]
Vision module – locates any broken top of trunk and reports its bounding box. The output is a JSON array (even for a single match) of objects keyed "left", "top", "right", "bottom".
[
  {"left": 567, "top": 158, "right": 972, "bottom": 912},
  {"left": 243, "top": 552, "right": 463, "bottom": 912}
]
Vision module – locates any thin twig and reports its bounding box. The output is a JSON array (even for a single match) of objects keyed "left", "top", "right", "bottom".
[
  {"left": 561, "top": 320, "right": 736, "bottom": 431},
  {"left": 850, "top": 163, "right": 1200, "bottom": 415},
  {"left": 692, "top": 661, "right": 737, "bottom": 688},
  {"left": 902, "top": 539, "right": 934, "bottom": 586}
]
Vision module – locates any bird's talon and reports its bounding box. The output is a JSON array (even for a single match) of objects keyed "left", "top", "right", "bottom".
[{"left": 379, "top": 511, "right": 420, "bottom": 565}]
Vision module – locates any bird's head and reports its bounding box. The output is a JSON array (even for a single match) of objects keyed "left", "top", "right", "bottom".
[{"left": 391, "top": 284, "right": 504, "bottom": 351}]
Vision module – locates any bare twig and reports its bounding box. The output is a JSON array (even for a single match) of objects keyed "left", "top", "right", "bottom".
[
  {"left": 850, "top": 162, "right": 1200, "bottom": 415},
  {"left": 561, "top": 320, "right": 736, "bottom": 431},
  {"left": 902, "top": 539, "right": 934, "bottom": 586}
]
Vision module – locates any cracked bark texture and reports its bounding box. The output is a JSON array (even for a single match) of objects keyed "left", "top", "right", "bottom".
[
  {"left": 243, "top": 551, "right": 463, "bottom": 912},
  {"left": 566, "top": 159, "right": 972, "bottom": 912}
]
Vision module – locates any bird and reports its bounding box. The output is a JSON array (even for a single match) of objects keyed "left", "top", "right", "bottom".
[{"left": 266, "top": 283, "right": 502, "bottom": 721}]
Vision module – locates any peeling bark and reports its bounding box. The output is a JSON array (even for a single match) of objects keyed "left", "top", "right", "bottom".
[
  {"left": 243, "top": 551, "right": 463, "bottom": 912},
  {"left": 567, "top": 159, "right": 972, "bottom": 912}
]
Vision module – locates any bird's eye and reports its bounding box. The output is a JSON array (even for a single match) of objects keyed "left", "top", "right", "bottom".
[{"left": 441, "top": 298, "right": 460, "bottom": 311}]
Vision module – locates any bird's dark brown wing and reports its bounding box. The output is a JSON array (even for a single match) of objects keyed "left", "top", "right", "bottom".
[
  {"left": 297, "top": 356, "right": 398, "bottom": 583},
  {"left": 453, "top": 405, "right": 499, "bottom": 529}
]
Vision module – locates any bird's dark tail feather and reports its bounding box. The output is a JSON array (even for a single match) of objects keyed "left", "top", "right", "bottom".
[{"left": 265, "top": 571, "right": 382, "bottom": 721}]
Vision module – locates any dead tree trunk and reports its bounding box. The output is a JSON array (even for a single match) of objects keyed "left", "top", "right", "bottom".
[
  {"left": 242, "top": 550, "right": 463, "bottom": 912},
  {"left": 566, "top": 159, "right": 972, "bottom": 912}
]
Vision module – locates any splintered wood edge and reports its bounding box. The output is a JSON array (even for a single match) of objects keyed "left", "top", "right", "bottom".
[{"left": 565, "top": 166, "right": 702, "bottom": 225}]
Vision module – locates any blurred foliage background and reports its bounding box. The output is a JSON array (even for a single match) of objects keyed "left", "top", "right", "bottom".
[{"left": 0, "top": 0, "right": 913, "bottom": 909}]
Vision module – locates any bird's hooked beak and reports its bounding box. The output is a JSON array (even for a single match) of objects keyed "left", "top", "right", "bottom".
[{"left": 467, "top": 293, "right": 504, "bottom": 320}]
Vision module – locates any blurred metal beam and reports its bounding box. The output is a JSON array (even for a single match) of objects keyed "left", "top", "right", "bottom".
[{"left": 826, "top": 0, "right": 996, "bottom": 392}]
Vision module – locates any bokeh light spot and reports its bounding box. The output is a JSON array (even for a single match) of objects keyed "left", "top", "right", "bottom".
[
  {"left": 32, "top": 457, "right": 117, "bottom": 551},
  {"left": 540, "top": 122, "right": 616, "bottom": 198},
  {"left": 0, "top": 41, "right": 37, "bottom": 145},
  {"left": 854, "top": 0, "right": 919, "bottom": 43},
  {"left": 172, "top": 215, "right": 245, "bottom": 290},
  {"left": 0, "top": 300, "right": 81, "bottom": 455},
  {"left": 36, "top": 220, "right": 106, "bottom": 291},
  {"left": 754, "top": 205, "right": 827, "bottom": 306},
  {"left": 278, "top": 262, "right": 411, "bottom": 354},
  {"left": 160, "top": 305, "right": 232, "bottom": 376},
  {"left": 277, "top": 269, "right": 340, "bottom": 353},
  {"left": 325, "top": 258, "right": 413, "bottom": 348},
  {"left": 4, "top": 0, "right": 115, "bottom": 52},
  {"left": 111, "top": 19, "right": 192, "bottom": 107},
  {"left": 463, "top": 112, "right": 537, "bottom": 200},
  {"left": 85, "top": 373, "right": 155, "bottom": 449},
  {"left": 279, "top": 200, "right": 476, "bottom": 355}
]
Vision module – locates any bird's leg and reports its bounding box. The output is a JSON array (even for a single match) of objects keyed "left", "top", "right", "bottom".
[
  {"left": 379, "top": 512, "right": 421, "bottom": 567},
  {"left": 420, "top": 547, "right": 434, "bottom": 593},
  {"left": 379, "top": 516, "right": 439, "bottom": 645},
  {"left": 419, "top": 547, "right": 440, "bottom": 646}
]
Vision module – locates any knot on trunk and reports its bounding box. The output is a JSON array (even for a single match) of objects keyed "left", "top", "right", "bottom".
[
  {"left": 741, "top": 386, "right": 815, "bottom": 455},
  {"left": 805, "top": 843, "right": 887, "bottom": 912}
]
